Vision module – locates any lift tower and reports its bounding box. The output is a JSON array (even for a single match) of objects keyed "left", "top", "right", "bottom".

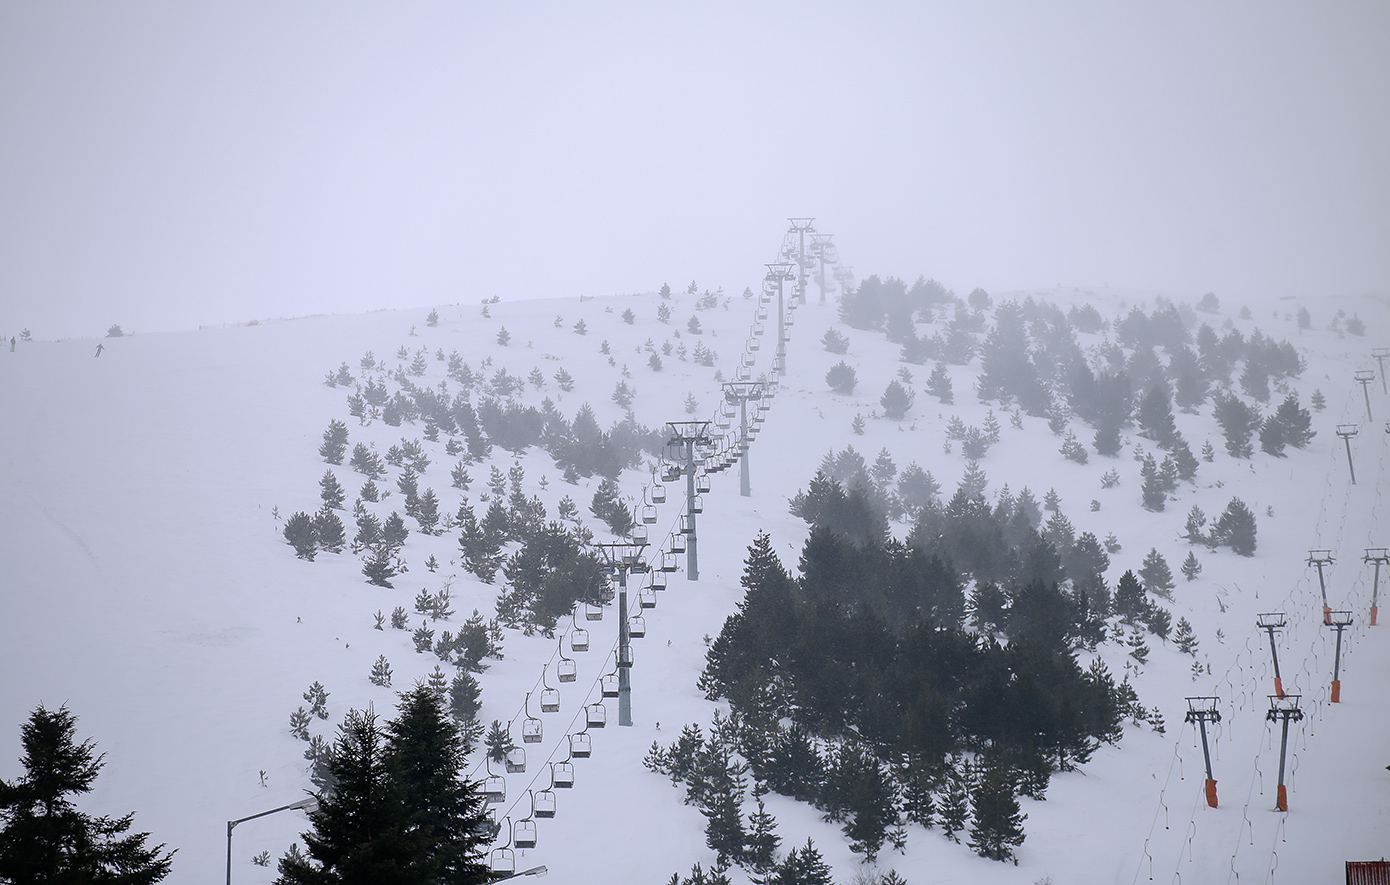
[
  {"left": 764, "top": 263, "right": 794, "bottom": 376},
  {"left": 1257, "top": 612, "right": 1288, "bottom": 698},
  {"left": 1184, "top": 697, "right": 1222, "bottom": 807},
  {"left": 1266, "top": 695, "right": 1304, "bottom": 812},
  {"left": 809, "top": 233, "right": 837, "bottom": 304},
  {"left": 1308, "top": 549, "right": 1335, "bottom": 624},
  {"left": 1355, "top": 370, "right": 1376, "bottom": 421},
  {"left": 666, "top": 421, "right": 712, "bottom": 581},
  {"left": 723, "top": 381, "right": 766, "bottom": 497},
  {"left": 594, "top": 540, "right": 648, "bottom": 727},
  {"left": 1326, "top": 610, "right": 1353, "bottom": 702},
  {"left": 1373, "top": 348, "right": 1390, "bottom": 394},
  {"left": 1337, "top": 424, "right": 1359, "bottom": 485},
  {"left": 787, "top": 218, "right": 816, "bottom": 304},
  {"left": 1364, "top": 547, "right": 1387, "bottom": 626}
]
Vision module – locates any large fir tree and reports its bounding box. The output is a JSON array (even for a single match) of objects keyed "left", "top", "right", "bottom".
[{"left": 0, "top": 705, "right": 175, "bottom": 884}]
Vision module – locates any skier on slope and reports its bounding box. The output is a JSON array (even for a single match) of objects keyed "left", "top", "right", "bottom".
[{"left": 94, "top": 343, "right": 104, "bottom": 357}]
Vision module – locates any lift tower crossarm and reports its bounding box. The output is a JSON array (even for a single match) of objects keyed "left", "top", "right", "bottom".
[
  {"left": 787, "top": 218, "right": 816, "bottom": 304},
  {"left": 1257, "top": 612, "right": 1288, "bottom": 697},
  {"left": 1326, "top": 610, "right": 1353, "bottom": 702},
  {"left": 764, "top": 263, "right": 795, "bottom": 377},
  {"left": 1373, "top": 348, "right": 1390, "bottom": 394},
  {"left": 1355, "top": 369, "right": 1376, "bottom": 421}
]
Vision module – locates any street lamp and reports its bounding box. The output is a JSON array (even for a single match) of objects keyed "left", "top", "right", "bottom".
[
  {"left": 227, "top": 795, "right": 318, "bottom": 885},
  {"left": 495, "top": 866, "right": 548, "bottom": 881}
]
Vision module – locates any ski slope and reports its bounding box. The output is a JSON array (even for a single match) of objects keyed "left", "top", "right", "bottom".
[{"left": 2, "top": 278, "right": 1387, "bottom": 885}]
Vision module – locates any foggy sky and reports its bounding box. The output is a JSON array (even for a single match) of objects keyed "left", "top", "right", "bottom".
[{"left": 2, "top": 2, "right": 1387, "bottom": 339}]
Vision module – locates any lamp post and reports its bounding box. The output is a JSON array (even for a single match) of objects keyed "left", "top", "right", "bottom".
[
  {"left": 227, "top": 796, "right": 318, "bottom": 885},
  {"left": 495, "top": 866, "right": 548, "bottom": 881}
]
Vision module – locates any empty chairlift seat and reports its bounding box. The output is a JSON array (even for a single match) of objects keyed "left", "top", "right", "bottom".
[
  {"left": 586, "top": 703, "right": 607, "bottom": 728},
  {"left": 601, "top": 673, "right": 619, "bottom": 698},
  {"left": 552, "top": 760, "right": 575, "bottom": 788},
  {"left": 490, "top": 846, "right": 515, "bottom": 876},
  {"left": 650, "top": 482, "right": 667, "bottom": 504},
  {"left": 638, "top": 589, "right": 656, "bottom": 609},
  {"left": 641, "top": 503, "right": 658, "bottom": 524},
  {"left": 585, "top": 601, "right": 603, "bottom": 621},
  {"left": 670, "top": 533, "right": 687, "bottom": 554},
  {"left": 514, "top": 819, "right": 537, "bottom": 850},
  {"left": 483, "top": 774, "right": 506, "bottom": 804},
  {"left": 534, "top": 788, "right": 556, "bottom": 819},
  {"left": 628, "top": 615, "right": 646, "bottom": 638},
  {"left": 570, "top": 731, "right": 592, "bottom": 758},
  {"left": 570, "top": 627, "right": 589, "bottom": 652},
  {"left": 651, "top": 570, "right": 668, "bottom": 590},
  {"left": 690, "top": 495, "right": 704, "bottom": 514},
  {"left": 505, "top": 746, "right": 526, "bottom": 773},
  {"left": 541, "top": 685, "right": 560, "bottom": 712},
  {"left": 522, "top": 716, "right": 542, "bottom": 743}
]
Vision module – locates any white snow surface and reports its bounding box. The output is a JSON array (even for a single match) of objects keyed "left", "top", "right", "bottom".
[{"left": 2, "top": 284, "right": 1388, "bottom": 884}]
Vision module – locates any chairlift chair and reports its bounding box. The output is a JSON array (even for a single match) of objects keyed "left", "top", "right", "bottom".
[
  {"left": 618, "top": 645, "right": 634, "bottom": 668},
  {"left": 736, "top": 364, "right": 752, "bottom": 381},
  {"left": 552, "top": 760, "right": 575, "bottom": 788},
  {"left": 570, "top": 627, "right": 589, "bottom": 652},
  {"left": 483, "top": 772, "right": 506, "bottom": 804},
  {"left": 696, "top": 474, "right": 711, "bottom": 494},
  {"left": 585, "top": 600, "right": 604, "bottom": 621},
  {"left": 741, "top": 352, "right": 756, "bottom": 368},
  {"left": 557, "top": 654, "right": 577, "bottom": 682},
  {"left": 650, "top": 481, "right": 667, "bottom": 504},
  {"left": 628, "top": 615, "right": 646, "bottom": 638},
  {"left": 601, "top": 673, "right": 620, "bottom": 698},
  {"left": 641, "top": 503, "right": 658, "bottom": 524},
  {"left": 489, "top": 820, "right": 515, "bottom": 875},
  {"left": 670, "top": 533, "right": 687, "bottom": 554},
  {"left": 751, "top": 321, "right": 765, "bottom": 337},
  {"left": 632, "top": 523, "right": 649, "bottom": 544},
  {"left": 534, "top": 787, "right": 556, "bottom": 819},
  {"left": 690, "top": 495, "right": 704, "bottom": 514},
  {"left": 522, "top": 695, "right": 542, "bottom": 743},
  {"left": 505, "top": 746, "right": 526, "bottom": 773},
  {"left": 715, "top": 412, "right": 732, "bottom": 430},
  {"left": 651, "top": 570, "right": 668, "bottom": 590},
  {"left": 514, "top": 817, "right": 537, "bottom": 850},
  {"left": 659, "top": 552, "right": 678, "bottom": 573},
  {"left": 680, "top": 514, "right": 694, "bottom": 534},
  {"left": 586, "top": 703, "right": 607, "bottom": 728},
  {"left": 540, "top": 667, "right": 561, "bottom": 712},
  {"left": 662, "top": 464, "right": 681, "bottom": 483},
  {"left": 570, "top": 730, "right": 592, "bottom": 758},
  {"left": 639, "top": 589, "right": 656, "bottom": 609},
  {"left": 756, "top": 305, "right": 769, "bottom": 321}
]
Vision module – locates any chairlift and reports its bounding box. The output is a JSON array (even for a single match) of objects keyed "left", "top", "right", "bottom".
[
  {"left": 751, "top": 321, "right": 765, "bottom": 337},
  {"left": 557, "top": 654, "right": 577, "bottom": 682},
  {"left": 552, "top": 760, "right": 575, "bottom": 788},
  {"left": 639, "top": 589, "right": 656, "bottom": 609},
  {"left": 514, "top": 817, "right": 537, "bottom": 850},
  {"left": 670, "top": 533, "right": 687, "bottom": 554},
  {"left": 736, "top": 364, "right": 752, "bottom": 381},
  {"left": 483, "top": 766, "right": 506, "bottom": 804},
  {"left": 569, "top": 609, "right": 590, "bottom": 652},
  {"left": 632, "top": 523, "right": 649, "bottom": 544},
  {"left": 680, "top": 514, "right": 694, "bottom": 535},
  {"left": 696, "top": 474, "right": 711, "bottom": 494},
  {"left": 661, "top": 464, "right": 681, "bottom": 483},
  {"left": 741, "top": 352, "right": 756, "bottom": 368},
  {"left": 540, "top": 666, "right": 561, "bottom": 712},
  {"left": 618, "top": 645, "right": 634, "bottom": 668},
  {"left": 628, "top": 615, "right": 646, "bottom": 638},
  {"left": 715, "top": 412, "right": 732, "bottom": 430},
  {"left": 522, "top": 694, "right": 542, "bottom": 743},
  {"left": 659, "top": 552, "right": 678, "bottom": 573},
  {"left": 570, "top": 730, "right": 592, "bottom": 758},
  {"left": 747, "top": 337, "right": 761, "bottom": 352},
  {"left": 786, "top": 310, "right": 796, "bottom": 327},
  {"left": 651, "top": 570, "right": 668, "bottom": 590},
  {"left": 534, "top": 787, "right": 556, "bottom": 819},
  {"left": 505, "top": 745, "right": 526, "bottom": 773},
  {"left": 756, "top": 305, "right": 769, "bottom": 321},
  {"left": 477, "top": 808, "right": 501, "bottom": 840},
  {"left": 641, "top": 503, "right": 658, "bottom": 524},
  {"left": 586, "top": 703, "right": 607, "bottom": 728},
  {"left": 489, "top": 820, "right": 515, "bottom": 874},
  {"left": 602, "top": 672, "right": 620, "bottom": 698},
  {"left": 650, "top": 482, "right": 667, "bottom": 504},
  {"left": 585, "top": 600, "right": 604, "bottom": 621},
  {"left": 690, "top": 495, "right": 704, "bottom": 514}
]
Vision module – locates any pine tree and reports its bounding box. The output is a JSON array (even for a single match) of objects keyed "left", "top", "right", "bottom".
[
  {"left": 771, "top": 839, "right": 833, "bottom": 885},
  {"left": 1273, "top": 393, "right": 1315, "bottom": 448},
  {"left": 967, "top": 763, "right": 1026, "bottom": 862},
  {"left": 1212, "top": 497, "right": 1258, "bottom": 556},
  {"left": 382, "top": 685, "right": 492, "bottom": 884},
  {"left": 320, "top": 470, "right": 346, "bottom": 509},
  {"left": 1212, "top": 393, "right": 1260, "bottom": 458},
  {"left": 1181, "top": 551, "right": 1202, "bottom": 581},
  {"left": 320, "top": 419, "right": 349, "bottom": 464},
  {"left": 314, "top": 507, "right": 346, "bottom": 554},
  {"left": 1201, "top": 440, "right": 1215, "bottom": 461},
  {"left": 939, "top": 772, "right": 969, "bottom": 844},
  {"left": 0, "top": 705, "right": 175, "bottom": 885},
  {"left": 881, "top": 380, "right": 915, "bottom": 420},
  {"left": 276, "top": 709, "right": 414, "bottom": 884},
  {"left": 362, "top": 544, "right": 399, "bottom": 588},
  {"left": 1259, "top": 415, "right": 1286, "bottom": 456},
  {"left": 743, "top": 797, "right": 780, "bottom": 880},
  {"left": 1139, "top": 548, "right": 1175, "bottom": 598},
  {"left": 1140, "top": 454, "right": 1166, "bottom": 511},
  {"left": 1114, "top": 570, "right": 1146, "bottom": 622},
  {"left": 1311, "top": 388, "right": 1326, "bottom": 411},
  {"left": 284, "top": 511, "right": 318, "bottom": 560},
  {"left": 926, "top": 362, "right": 954, "bottom": 404},
  {"left": 484, "top": 720, "right": 513, "bottom": 765},
  {"left": 1174, "top": 617, "right": 1199, "bottom": 655},
  {"left": 826, "top": 362, "right": 857, "bottom": 394}
]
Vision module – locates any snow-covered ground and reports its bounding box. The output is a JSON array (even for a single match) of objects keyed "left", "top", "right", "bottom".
[{"left": 2, "top": 278, "right": 1387, "bottom": 884}]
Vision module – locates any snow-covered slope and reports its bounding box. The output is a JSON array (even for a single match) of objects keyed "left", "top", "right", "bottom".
[{"left": 2, "top": 282, "right": 1387, "bottom": 885}]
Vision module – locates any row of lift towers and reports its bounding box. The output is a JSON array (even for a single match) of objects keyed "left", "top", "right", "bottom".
[
  {"left": 1181, "top": 357, "right": 1390, "bottom": 820},
  {"left": 486, "top": 219, "right": 848, "bottom": 873}
]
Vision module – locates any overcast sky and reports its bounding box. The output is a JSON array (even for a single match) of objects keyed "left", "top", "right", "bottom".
[{"left": 2, "top": 2, "right": 1387, "bottom": 338}]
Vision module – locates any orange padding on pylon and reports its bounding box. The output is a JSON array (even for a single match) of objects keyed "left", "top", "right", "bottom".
[
  {"left": 1205, "top": 778, "right": 1218, "bottom": 808},
  {"left": 1371, "top": 605, "right": 1378, "bottom": 627},
  {"left": 1276, "top": 784, "right": 1288, "bottom": 812},
  {"left": 1274, "top": 676, "right": 1284, "bottom": 698},
  {"left": 1324, "top": 605, "right": 1332, "bottom": 625},
  {"left": 1332, "top": 679, "right": 1341, "bottom": 703}
]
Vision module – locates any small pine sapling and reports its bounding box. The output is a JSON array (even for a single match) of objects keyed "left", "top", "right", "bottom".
[
  {"left": 1174, "top": 617, "right": 1199, "bottom": 655},
  {"left": 390, "top": 606, "right": 408, "bottom": 629},
  {"left": 373, "top": 610, "right": 385, "bottom": 630},
  {"left": 413, "top": 626, "right": 435, "bottom": 653},
  {"left": 852, "top": 414, "right": 866, "bottom": 435},
  {"left": 283, "top": 512, "right": 318, "bottom": 560},
  {"left": 319, "top": 420, "right": 349, "bottom": 464},
  {"left": 1181, "top": 551, "right": 1202, "bottom": 581},
  {"left": 1311, "top": 388, "right": 1326, "bottom": 411},
  {"left": 303, "top": 682, "right": 329, "bottom": 719},
  {"left": 288, "top": 707, "right": 311, "bottom": 740},
  {"left": 369, "top": 655, "right": 393, "bottom": 687}
]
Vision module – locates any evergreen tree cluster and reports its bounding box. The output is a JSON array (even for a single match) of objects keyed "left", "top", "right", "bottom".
[
  {"left": 276, "top": 686, "right": 492, "bottom": 885},
  {"left": 695, "top": 533, "right": 1128, "bottom": 861}
]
